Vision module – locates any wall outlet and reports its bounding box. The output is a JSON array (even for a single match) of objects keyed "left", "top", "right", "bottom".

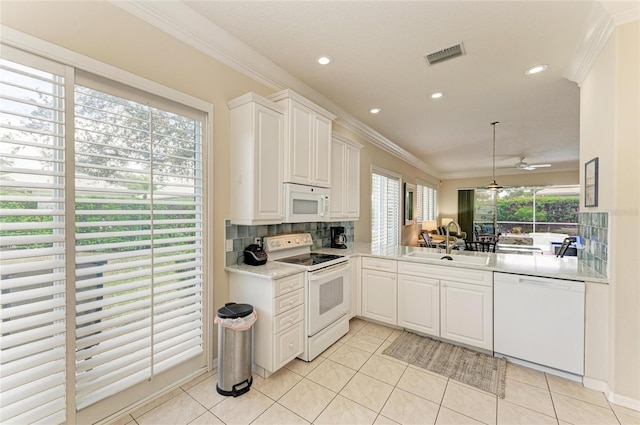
[
  {"left": 254, "top": 237, "right": 262, "bottom": 246},
  {"left": 226, "top": 239, "right": 233, "bottom": 252}
]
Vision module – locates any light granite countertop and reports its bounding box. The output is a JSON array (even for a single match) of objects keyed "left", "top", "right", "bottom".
[{"left": 226, "top": 242, "right": 608, "bottom": 284}]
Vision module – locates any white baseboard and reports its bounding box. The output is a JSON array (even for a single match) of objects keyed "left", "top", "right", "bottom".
[
  {"left": 583, "top": 377, "right": 640, "bottom": 412},
  {"left": 610, "top": 392, "right": 640, "bottom": 412},
  {"left": 582, "top": 376, "right": 609, "bottom": 393}
]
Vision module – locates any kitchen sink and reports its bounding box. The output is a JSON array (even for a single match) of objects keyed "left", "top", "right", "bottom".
[{"left": 404, "top": 251, "right": 490, "bottom": 265}]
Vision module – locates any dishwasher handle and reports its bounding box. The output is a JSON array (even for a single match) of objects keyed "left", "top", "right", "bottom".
[{"left": 509, "top": 277, "right": 584, "bottom": 293}]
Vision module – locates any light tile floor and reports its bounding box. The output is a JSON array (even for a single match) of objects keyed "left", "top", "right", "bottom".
[{"left": 110, "top": 319, "right": 640, "bottom": 425}]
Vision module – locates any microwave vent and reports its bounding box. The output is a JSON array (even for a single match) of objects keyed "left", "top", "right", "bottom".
[{"left": 424, "top": 43, "right": 466, "bottom": 66}]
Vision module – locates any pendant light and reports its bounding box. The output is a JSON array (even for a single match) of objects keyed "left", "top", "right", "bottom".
[{"left": 487, "top": 121, "right": 502, "bottom": 190}]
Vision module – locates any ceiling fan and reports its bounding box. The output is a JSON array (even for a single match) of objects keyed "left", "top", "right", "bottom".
[{"left": 512, "top": 157, "right": 552, "bottom": 171}]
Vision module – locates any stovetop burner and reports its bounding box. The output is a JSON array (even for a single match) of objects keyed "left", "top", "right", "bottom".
[{"left": 275, "top": 252, "right": 343, "bottom": 267}]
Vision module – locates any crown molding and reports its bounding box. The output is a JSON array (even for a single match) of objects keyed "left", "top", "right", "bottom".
[
  {"left": 564, "top": 2, "right": 615, "bottom": 86},
  {"left": 564, "top": 1, "right": 640, "bottom": 86},
  {"left": 111, "top": 0, "right": 437, "bottom": 177},
  {"left": 602, "top": 1, "right": 640, "bottom": 26}
]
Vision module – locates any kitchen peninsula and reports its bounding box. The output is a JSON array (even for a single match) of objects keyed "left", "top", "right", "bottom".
[
  {"left": 227, "top": 243, "right": 608, "bottom": 283},
  {"left": 227, "top": 242, "right": 607, "bottom": 383}
]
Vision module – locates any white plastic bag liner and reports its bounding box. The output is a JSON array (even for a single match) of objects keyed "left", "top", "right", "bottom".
[{"left": 214, "top": 310, "right": 257, "bottom": 331}]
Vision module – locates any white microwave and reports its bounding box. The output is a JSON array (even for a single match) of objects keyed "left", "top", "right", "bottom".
[{"left": 283, "top": 183, "right": 330, "bottom": 223}]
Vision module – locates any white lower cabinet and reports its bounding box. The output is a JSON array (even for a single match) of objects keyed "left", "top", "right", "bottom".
[
  {"left": 228, "top": 271, "right": 304, "bottom": 376},
  {"left": 358, "top": 258, "right": 493, "bottom": 351},
  {"left": 440, "top": 279, "right": 493, "bottom": 351},
  {"left": 362, "top": 269, "right": 397, "bottom": 325},
  {"left": 361, "top": 257, "right": 397, "bottom": 325},
  {"left": 396, "top": 260, "right": 493, "bottom": 351},
  {"left": 397, "top": 274, "right": 439, "bottom": 336}
]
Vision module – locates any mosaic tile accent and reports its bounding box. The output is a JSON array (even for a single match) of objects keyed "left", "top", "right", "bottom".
[
  {"left": 578, "top": 212, "right": 608, "bottom": 276},
  {"left": 225, "top": 220, "right": 355, "bottom": 266}
]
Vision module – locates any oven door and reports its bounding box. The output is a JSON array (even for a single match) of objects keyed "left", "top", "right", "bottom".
[{"left": 307, "top": 262, "right": 350, "bottom": 336}]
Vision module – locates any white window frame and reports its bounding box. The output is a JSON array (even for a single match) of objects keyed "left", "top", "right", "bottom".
[
  {"left": 370, "top": 165, "right": 402, "bottom": 246},
  {"left": 1, "top": 27, "right": 214, "bottom": 425}
]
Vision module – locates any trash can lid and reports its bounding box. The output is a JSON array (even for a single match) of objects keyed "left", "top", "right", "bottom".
[{"left": 217, "top": 302, "right": 253, "bottom": 319}]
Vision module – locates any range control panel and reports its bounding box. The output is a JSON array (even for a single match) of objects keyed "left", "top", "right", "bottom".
[{"left": 263, "top": 233, "right": 313, "bottom": 252}]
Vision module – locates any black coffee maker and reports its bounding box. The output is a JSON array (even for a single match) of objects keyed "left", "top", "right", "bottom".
[{"left": 330, "top": 226, "right": 347, "bottom": 249}]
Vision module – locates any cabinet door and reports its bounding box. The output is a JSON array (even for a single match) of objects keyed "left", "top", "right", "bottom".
[
  {"left": 288, "top": 101, "right": 313, "bottom": 184},
  {"left": 344, "top": 144, "right": 360, "bottom": 218},
  {"left": 440, "top": 280, "right": 493, "bottom": 351},
  {"left": 254, "top": 105, "right": 284, "bottom": 220},
  {"left": 329, "top": 139, "right": 345, "bottom": 217},
  {"left": 398, "top": 274, "right": 439, "bottom": 336},
  {"left": 361, "top": 269, "right": 397, "bottom": 326},
  {"left": 274, "top": 322, "right": 304, "bottom": 371},
  {"left": 313, "top": 113, "right": 332, "bottom": 187}
]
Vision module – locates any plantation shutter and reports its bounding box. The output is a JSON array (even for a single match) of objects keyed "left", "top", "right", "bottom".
[
  {"left": 0, "top": 46, "right": 69, "bottom": 424},
  {"left": 416, "top": 183, "right": 438, "bottom": 223},
  {"left": 73, "top": 72, "right": 205, "bottom": 409},
  {"left": 1, "top": 44, "right": 209, "bottom": 424},
  {"left": 371, "top": 168, "right": 400, "bottom": 246}
]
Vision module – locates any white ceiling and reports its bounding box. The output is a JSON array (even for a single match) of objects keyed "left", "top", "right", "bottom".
[{"left": 125, "top": 1, "right": 637, "bottom": 179}]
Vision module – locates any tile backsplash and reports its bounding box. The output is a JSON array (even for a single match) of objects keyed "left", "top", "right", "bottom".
[
  {"left": 578, "top": 212, "right": 608, "bottom": 276},
  {"left": 225, "top": 220, "right": 355, "bottom": 266}
]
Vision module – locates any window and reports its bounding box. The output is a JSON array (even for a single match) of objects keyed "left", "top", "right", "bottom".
[
  {"left": 472, "top": 185, "right": 579, "bottom": 238},
  {"left": 494, "top": 185, "right": 579, "bottom": 236},
  {"left": 416, "top": 183, "right": 438, "bottom": 224},
  {"left": 371, "top": 167, "right": 400, "bottom": 246},
  {"left": 1, "top": 45, "right": 208, "bottom": 424}
]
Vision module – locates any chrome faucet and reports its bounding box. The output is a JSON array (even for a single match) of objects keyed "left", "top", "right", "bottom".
[{"left": 445, "top": 221, "right": 462, "bottom": 254}]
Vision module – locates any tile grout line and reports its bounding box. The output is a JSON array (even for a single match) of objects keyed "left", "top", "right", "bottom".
[
  {"left": 544, "top": 372, "right": 561, "bottom": 425},
  {"left": 432, "top": 378, "right": 451, "bottom": 425},
  {"left": 606, "top": 399, "right": 625, "bottom": 425}
]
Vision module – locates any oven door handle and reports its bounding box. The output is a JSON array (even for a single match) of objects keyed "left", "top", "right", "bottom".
[{"left": 308, "top": 262, "right": 349, "bottom": 280}]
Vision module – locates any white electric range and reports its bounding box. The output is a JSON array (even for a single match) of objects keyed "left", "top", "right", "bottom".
[{"left": 263, "top": 233, "right": 350, "bottom": 361}]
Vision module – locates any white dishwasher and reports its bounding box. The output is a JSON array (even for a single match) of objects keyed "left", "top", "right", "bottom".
[{"left": 494, "top": 272, "right": 585, "bottom": 375}]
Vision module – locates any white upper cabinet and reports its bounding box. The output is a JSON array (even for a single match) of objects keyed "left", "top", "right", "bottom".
[
  {"left": 228, "top": 93, "right": 285, "bottom": 225},
  {"left": 269, "top": 89, "right": 336, "bottom": 188},
  {"left": 330, "top": 134, "right": 362, "bottom": 220}
]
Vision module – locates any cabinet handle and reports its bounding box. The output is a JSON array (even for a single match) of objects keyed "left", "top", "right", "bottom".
[
  {"left": 288, "top": 343, "right": 293, "bottom": 349},
  {"left": 289, "top": 318, "right": 294, "bottom": 323}
]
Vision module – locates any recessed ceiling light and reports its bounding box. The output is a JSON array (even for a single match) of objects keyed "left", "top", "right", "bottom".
[
  {"left": 370, "top": 108, "right": 382, "bottom": 114},
  {"left": 525, "top": 64, "right": 548, "bottom": 75},
  {"left": 317, "top": 55, "right": 332, "bottom": 65},
  {"left": 431, "top": 92, "right": 444, "bottom": 99}
]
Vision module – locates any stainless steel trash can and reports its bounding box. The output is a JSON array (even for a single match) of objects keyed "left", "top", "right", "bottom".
[{"left": 216, "top": 303, "right": 255, "bottom": 397}]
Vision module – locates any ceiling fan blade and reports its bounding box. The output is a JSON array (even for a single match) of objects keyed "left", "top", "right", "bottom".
[{"left": 529, "top": 164, "right": 551, "bottom": 168}]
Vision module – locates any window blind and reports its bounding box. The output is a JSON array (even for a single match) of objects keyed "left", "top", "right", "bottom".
[
  {"left": 416, "top": 183, "right": 438, "bottom": 224},
  {"left": 0, "top": 48, "right": 68, "bottom": 425},
  {"left": 73, "top": 82, "right": 204, "bottom": 409},
  {"left": 371, "top": 168, "right": 400, "bottom": 246},
  {"left": 1, "top": 45, "right": 207, "bottom": 423}
]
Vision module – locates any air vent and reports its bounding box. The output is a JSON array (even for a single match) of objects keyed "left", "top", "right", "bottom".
[{"left": 424, "top": 42, "right": 466, "bottom": 66}]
